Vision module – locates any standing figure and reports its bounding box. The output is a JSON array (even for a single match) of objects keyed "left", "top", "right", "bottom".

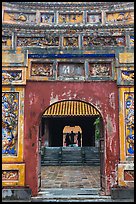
[
  {"left": 77, "top": 131, "right": 81, "bottom": 147},
  {"left": 70, "top": 131, "right": 75, "bottom": 144},
  {"left": 65, "top": 133, "right": 71, "bottom": 146}
]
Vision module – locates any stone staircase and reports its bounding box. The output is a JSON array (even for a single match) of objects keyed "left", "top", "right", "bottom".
[{"left": 41, "top": 146, "right": 100, "bottom": 166}]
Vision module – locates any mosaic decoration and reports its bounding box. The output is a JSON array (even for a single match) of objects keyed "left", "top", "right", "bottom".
[
  {"left": 87, "top": 14, "right": 101, "bottom": 23},
  {"left": 2, "top": 92, "right": 19, "bottom": 156},
  {"left": 2, "top": 70, "right": 22, "bottom": 83},
  {"left": 83, "top": 36, "right": 125, "bottom": 47},
  {"left": 40, "top": 13, "right": 54, "bottom": 23},
  {"left": 124, "top": 170, "right": 134, "bottom": 181},
  {"left": 31, "top": 62, "right": 53, "bottom": 77},
  {"left": 58, "top": 13, "right": 83, "bottom": 23},
  {"left": 4, "top": 11, "right": 36, "bottom": 23},
  {"left": 2, "top": 36, "right": 12, "bottom": 47},
  {"left": 89, "top": 63, "right": 111, "bottom": 77},
  {"left": 121, "top": 70, "right": 134, "bottom": 81},
  {"left": 17, "top": 36, "right": 59, "bottom": 47},
  {"left": 2, "top": 170, "right": 19, "bottom": 181},
  {"left": 58, "top": 63, "right": 84, "bottom": 78},
  {"left": 63, "top": 37, "right": 78, "bottom": 47},
  {"left": 106, "top": 11, "right": 134, "bottom": 23},
  {"left": 130, "top": 36, "right": 134, "bottom": 46},
  {"left": 125, "top": 93, "right": 134, "bottom": 156}
]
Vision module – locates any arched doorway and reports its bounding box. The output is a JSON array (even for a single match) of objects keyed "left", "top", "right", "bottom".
[{"left": 38, "top": 99, "right": 104, "bottom": 192}]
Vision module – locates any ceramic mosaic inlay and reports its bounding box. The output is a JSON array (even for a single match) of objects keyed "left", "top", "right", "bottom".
[
  {"left": 121, "top": 70, "right": 134, "bottom": 81},
  {"left": 87, "top": 14, "right": 101, "bottom": 23},
  {"left": 125, "top": 93, "right": 134, "bottom": 156},
  {"left": 2, "top": 70, "right": 22, "bottom": 83},
  {"left": 2, "top": 92, "right": 19, "bottom": 156},
  {"left": 106, "top": 11, "right": 134, "bottom": 23}
]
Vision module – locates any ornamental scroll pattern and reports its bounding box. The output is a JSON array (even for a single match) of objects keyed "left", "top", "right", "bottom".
[
  {"left": 17, "top": 36, "right": 59, "bottom": 47},
  {"left": 125, "top": 93, "right": 134, "bottom": 156},
  {"left": 83, "top": 36, "right": 125, "bottom": 47},
  {"left": 89, "top": 63, "right": 111, "bottom": 77},
  {"left": 2, "top": 92, "right": 18, "bottom": 156},
  {"left": 2, "top": 170, "right": 19, "bottom": 181},
  {"left": 31, "top": 62, "right": 53, "bottom": 77}
]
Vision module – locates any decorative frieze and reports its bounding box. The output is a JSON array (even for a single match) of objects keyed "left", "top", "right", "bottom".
[
  {"left": 88, "top": 63, "right": 112, "bottom": 77},
  {"left": 125, "top": 93, "right": 134, "bottom": 156},
  {"left": 83, "top": 36, "right": 125, "bottom": 47},
  {"left": 58, "top": 13, "right": 83, "bottom": 24},
  {"left": 106, "top": 11, "right": 134, "bottom": 24},
  {"left": 3, "top": 11, "right": 36, "bottom": 23},
  {"left": 31, "top": 62, "right": 53, "bottom": 77},
  {"left": 58, "top": 63, "right": 84, "bottom": 79},
  {"left": 2, "top": 92, "right": 19, "bottom": 156},
  {"left": 63, "top": 36, "right": 78, "bottom": 47},
  {"left": 17, "top": 36, "right": 59, "bottom": 47}
]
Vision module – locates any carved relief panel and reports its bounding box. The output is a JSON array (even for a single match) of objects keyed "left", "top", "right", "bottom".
[
  {"left": 2, "top": 36, "right": 12, "bottom": 47},
  {"left": 40, "top": 13, "right": 54, "bottom": 23},
  {"left": 106, "top": 11, "right": 134, "bottom": 24},
  {"left": 117, "top": 67, "right": 134, "bottom": 85},
  {"left": 83, "top": 36, "right": 125, "bottom": 47},
  {"left": 17, "top": 36, "right": 59, "bottom": 47},
  {"left": 31, "top": 62, "right": 53, "bottom": 77},
  {"left": 63, "top": 36, "right": 78, "bottom": 47},
  {"left": 3, "top": 11, "right": 36, "bottom": 23},
  {"left": 88, "top": 62, "right": 112, "bottom": 78},
  {"left": 2, "top": 170, "right": 19, "bottom": 181},
  {"left": 58, "top": 13, "right": 83, "bottom": 23},
  {"left": 87, "top": 14, "right": 101, "bottom": 24},
  {"left": 57, "top": 62, "right": 85, "bottom": 80}
]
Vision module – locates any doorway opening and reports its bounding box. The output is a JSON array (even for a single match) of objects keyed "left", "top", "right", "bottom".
[{"left": 39, "top": 100, "right": 104, "bottom": 193}]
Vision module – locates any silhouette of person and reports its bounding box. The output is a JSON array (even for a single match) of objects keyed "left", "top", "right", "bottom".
[
  {"left": 65, "top": 133, "right": 70, "bottom": 146},
  {"left": 77, "top": 131, "right": 81, "bottom": 147},
  {"left": 70, "top": 131, "right": 75, "bottom": 144}
]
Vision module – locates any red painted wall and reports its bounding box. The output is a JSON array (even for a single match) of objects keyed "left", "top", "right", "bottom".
[{"left": 24, "top": 81, "right": 119, "bottom": 196}]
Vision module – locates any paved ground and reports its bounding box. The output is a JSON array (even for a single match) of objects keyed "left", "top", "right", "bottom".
[{"left": 41, "top": 165, "right": 100, "bottom": 188}]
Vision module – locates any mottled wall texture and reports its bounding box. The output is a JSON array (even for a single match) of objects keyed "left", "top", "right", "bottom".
[{"left": 2, "top": 2, "right": 134, "bottom": 196}]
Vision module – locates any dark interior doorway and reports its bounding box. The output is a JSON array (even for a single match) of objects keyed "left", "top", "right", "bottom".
[{"left": 41, "top": 116, "right": 99, "bottom": 147}]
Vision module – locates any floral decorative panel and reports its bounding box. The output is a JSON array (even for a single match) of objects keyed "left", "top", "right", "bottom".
[
  {"left": 58, "top": 13, "right": 83, "bottom": 23},
  {"left": 63, "top": 37, "right": 78, "bottom": 47},
  {"left": 121, "top": 70, "right": 134, "bottom": 82},
  {"left": 2, "top": 92, "right": 19, "bottom": 156},
  {"left": 83, "top": 36, "right": 125, "bottom": 47},
  {"left": 89, "top": 63, "right": 112, "bottom": 77},
  {"left": 58, "top": 63, "right": 84, "bottom": 79},
  {"left": 106, "top": 11, "right": 134, "bottom": 24},
  {"left": 17, "top": 36, "right": 59, "bottom": 47},
  {"left": 2, "top": 170, "right": 19, "bottom": 181},
  {"left": 2, "top": 70, "right": 22, "bottom": 83},
  {"left": 87, "top": 14, "right": 101, "bottom": 23},
  {"left": 31, "top": 62, "right": 53, "bottom": 77},
  {"left": 125, "top": 93, "right": 134, "bottom": 156},
  {"left": 40, "top": 13, "right": 54, "bottom": 23}
]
